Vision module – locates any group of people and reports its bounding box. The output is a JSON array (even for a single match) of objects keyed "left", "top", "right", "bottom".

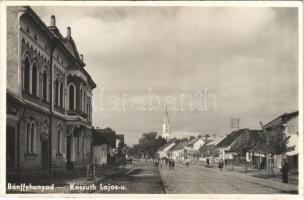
[
  {"left": 147, "top": 155, "right": 291, "bottom": 184},
  {"left": 167, "top": 158, "right": 175, "bottom": 170},
  {"left": 151, "top": 157, "right": 176, "bottom": 170}
]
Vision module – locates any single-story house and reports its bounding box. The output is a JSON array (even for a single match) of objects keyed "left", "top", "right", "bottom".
[
  {"left": 92, "top": 127, "right": 116, "bottom": 166},
  {"left": 217, "top": 129, "right": 260, "bottom": 165},
  {"left": 157, "top": 142, "right": 176, "bottom": 158},
  {"left": 168, "top": 141, "right": 188, "bottom": 160},
  {"left": 199, "top": 137, "right": 223, "bottom": 158}
]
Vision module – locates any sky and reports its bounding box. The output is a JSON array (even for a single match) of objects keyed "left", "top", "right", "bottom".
[{"left": 33, "top": 6, "right": 299, "bottom": 146}]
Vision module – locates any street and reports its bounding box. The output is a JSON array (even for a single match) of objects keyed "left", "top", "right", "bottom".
[
  {"left": 94, "top": 160, "right": 165, "bottom": 193},
  {"left": 6, "top": 159, "right": 297, "bottom": 194},
  {"left": 159, "top": 161, "right": 298, "bottom": 194},
  {"left": 94, "top": 160, "right": 297, "bottom": 194}
]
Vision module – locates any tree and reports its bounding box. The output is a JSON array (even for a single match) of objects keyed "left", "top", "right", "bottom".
[
  {"left": 189, "top": 135, "right": 196, "bottom": 141},
  {"left": 117, "top": 141, "right": 124, "bottom": 156},
  {"left": 130, "top": 132, "right": 167, "bottom": 158},
  {"left": 231, "top": 126, "right": 294, "bottom": 174},
  {"left": 257, "top": 125, "right": 295, "bottom": 175},
  {"left": 258, "top": 126, "right": 294, "bottom": 156}
]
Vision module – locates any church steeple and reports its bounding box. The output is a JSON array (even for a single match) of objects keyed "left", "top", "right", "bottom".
[
  {"left": 162, "top": 106, "right": 172, "bottom": 140},
  {"left": 163, "top": 106, "right": 170, "bottom": 124}
]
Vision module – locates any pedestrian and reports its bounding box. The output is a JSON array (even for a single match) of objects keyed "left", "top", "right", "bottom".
[
  {"left": 172, "top": 159, "right": 175, "bottom": 170},
  {"left": 169, "top": 159, "right": 172, "bottom": 170},
  {"left": 130, "top": 157, "right": 133, "bottom": 164},
  {"left": 165, "top": 158, "right": 168, "bottom": 166},
  {"left": 218, "top": 159, "right": 224, "bottom": 171},
  {"left": 218, "top": 160, "right": 221, "bottom": 170},
  {"left": 282, "top": 159, "right": 289, "bottom": 184},
  {"left": 206, "top": 158, "right": 209, "bottom": 166},
  {"left": 160, "top": 159, "right": 163, "bottom": 168},
  {"left": 186, "top": 158, "right": 189, "bottom": 168}
]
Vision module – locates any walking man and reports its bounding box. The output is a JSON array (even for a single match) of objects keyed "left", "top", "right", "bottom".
[
  {"left": 172, "top": 159, "right": 175, "bottom": 170},
  {"left": 219, "top": 159, "right": 224, "bottom": 171},
  {"left": 282, "top": 159, "right": 289, "bottom": 183}
]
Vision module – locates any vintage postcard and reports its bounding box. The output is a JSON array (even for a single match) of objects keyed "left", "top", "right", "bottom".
[{"left": 0, "top": 1, "right": 303, "bottom": 199}]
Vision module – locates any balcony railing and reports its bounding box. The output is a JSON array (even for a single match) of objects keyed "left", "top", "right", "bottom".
[
  {"left": 54, "top": 104, "right": 65, "bottom": 114},
  {"left": 67, "top": 110, "right": 77, "bottom": 115}
]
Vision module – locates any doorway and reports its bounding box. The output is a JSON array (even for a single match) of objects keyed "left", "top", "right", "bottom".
[
  {"left": 6, "top": 126, "right": 15, "bottom": 169},
  {"left": 66, "top": 135, "right": 74, "bottom": 170}
]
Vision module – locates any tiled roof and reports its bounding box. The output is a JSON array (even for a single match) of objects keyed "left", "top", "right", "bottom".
[
  {"left": 263, "top": 111, "right": 298, "bottom": 130},
  {"left": 217, "top": 129, "right": 260, "bottom": 147},
  {"left": 169, "top": 141, "right": 188, "bottom": 152},
  {"left": 208, "top": 137, "right": 224, "bottom": 146},
  {"left": 158, "top": 142, "right": 175, "bottom": 151},
  {"left": 93, "top": 128, "right": 116, "bottom": 147},
  {"left": 187, "top": 137, "right": 204, "bottom": 146}
]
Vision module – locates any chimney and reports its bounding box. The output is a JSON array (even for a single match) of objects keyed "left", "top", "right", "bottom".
[
  {"left": 67, "top": 27, "right": 71, "bottom": 37},
  {"left": 80, "top": 54, "right": 83, "bottom": 61},
  {"left": 51, "top": 15, "right": 56, "bottom": 26}
]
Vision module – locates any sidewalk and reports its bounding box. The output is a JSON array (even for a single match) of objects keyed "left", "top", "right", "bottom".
[
  {"left": 67, "top": 165, "right": 132, "bottom": 193},
  {"left": 7, "top": 165, "right": 132, "bottom": 193}
]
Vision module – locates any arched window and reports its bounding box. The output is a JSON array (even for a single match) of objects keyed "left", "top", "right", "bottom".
[
  {"left": 42, "top": 70, "right": 48, "bottom": 101},
  {"left": 82, "top": 135, "right": 85, "bottom": 154},
  {"left": 41, "top": 124, "right": 49, "bottom": 144},
  {"left": 69, "top": 84, "right": 75, "bottom": 110},
  {"left": 79, "top": 88, "right": 83, "bottom": 111},
  {"left": 55, "top": 80, "right": 59, "bottom": 106},
  {"left": 24, "top": 57, "right": 30, "bottom": 93},
  {"left": 83, "top": 92, "right": 86, "bottom": 112},
  {"left": 59, "top": 82, "right": 63, "bottom": 107},
  {"left": 31, "top": 122, "right": 36, "bottom": 154},
  {"left": 32, "top": 63, "right": 38, "bottom": 97},
  {"left": 26, "top": 122, "right": 31, "bottom": 153}
]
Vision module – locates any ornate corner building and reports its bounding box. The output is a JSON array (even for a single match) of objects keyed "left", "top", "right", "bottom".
[{"left": 6, "top": 6, "right": 97, "bottom": 174}]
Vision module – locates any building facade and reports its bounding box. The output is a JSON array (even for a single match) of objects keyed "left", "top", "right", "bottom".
[
  {"left": 6, "top": 6, "right": 96, "bottom": 174},
  {"left": 263, "top": 111, "right": 299, "bottom": 172},
  {"left": 92, "top": 130, "right": 109, "bottom": 167}
]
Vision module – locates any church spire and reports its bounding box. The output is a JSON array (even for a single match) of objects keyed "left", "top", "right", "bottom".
[
  {"left": 163, "top": 106, "right": 170, "bottom": 124},
  {"left": 162, "top": 106, "right": 172, "bottom": 140}
]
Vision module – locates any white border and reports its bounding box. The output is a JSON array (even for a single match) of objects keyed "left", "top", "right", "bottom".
[{"left": 0, "top": 1, "right": 303, "bottom": 200}]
